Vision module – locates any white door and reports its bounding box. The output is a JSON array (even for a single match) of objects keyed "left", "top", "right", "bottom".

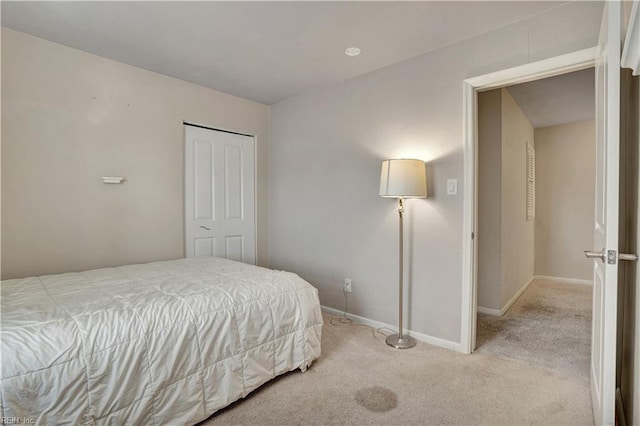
[
  {"left": 184, "top": 124, "right": 256, "bottom": 264},
  {"left": 587, "top": 2, "right": 621, "bottom": 424}
]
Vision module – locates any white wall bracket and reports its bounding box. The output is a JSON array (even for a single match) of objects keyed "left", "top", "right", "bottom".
[{"left": 102, "top": 176, "right": 125, "bottom": 184}]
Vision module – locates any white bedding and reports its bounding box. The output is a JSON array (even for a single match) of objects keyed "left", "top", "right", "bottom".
[{"left": 0, "top": 257, "right": 323, "bottom": 425}]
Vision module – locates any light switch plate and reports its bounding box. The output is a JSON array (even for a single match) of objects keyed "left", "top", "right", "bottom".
[{"left": 447, "top": 179, "right": 458, "bottom": 195}]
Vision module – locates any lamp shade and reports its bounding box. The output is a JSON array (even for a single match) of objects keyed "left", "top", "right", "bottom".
[{"left": 379, "top": 159, "right": 427, "bottom": 198}]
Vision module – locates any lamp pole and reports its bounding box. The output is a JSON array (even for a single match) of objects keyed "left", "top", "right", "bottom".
[
  {"left": 398, "top": 197, "right": 405, "bottom": 339},
  {"left": 386, "top": 197, "right": 417, "bottom": 349}
]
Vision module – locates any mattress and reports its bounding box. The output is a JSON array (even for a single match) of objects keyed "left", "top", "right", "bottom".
[{"left": 0, "top": 257, "right": 323, "bottom": 425}]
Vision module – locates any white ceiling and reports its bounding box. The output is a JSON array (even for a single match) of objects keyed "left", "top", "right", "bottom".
[
  {"left": 507, "top": 68, "right": 595, "bottom": 128},
  {"left": 2, "top": 1, "right": 575, "bottom": 105}
]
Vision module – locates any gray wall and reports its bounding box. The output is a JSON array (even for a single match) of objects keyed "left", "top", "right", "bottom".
[
  {"left": 1, "top": 29, "right": 270, "bottom": 279},
  {"left": 477, "top": 89, "right": 535, "bottom": 312},
  {"left": 477, "top": 90, "right": 503, "bottom": 310},
  {"left": 268, "top": 2, "right": 603, "bottom": 344},
  {"left": 534, "top": 120, "right": 596, "bottom": 281}
]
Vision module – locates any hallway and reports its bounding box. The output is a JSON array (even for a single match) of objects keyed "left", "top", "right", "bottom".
[{"left": 476, "top": 279, "right": 592, "bottom": 378}]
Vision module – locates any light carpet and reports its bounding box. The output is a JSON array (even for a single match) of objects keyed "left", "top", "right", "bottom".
[
  {"left": 477, "top": 279, "right": 592, "bottom": 378},
  {"left": 201, "top": 290, "right": 593, "bottom": 425}
]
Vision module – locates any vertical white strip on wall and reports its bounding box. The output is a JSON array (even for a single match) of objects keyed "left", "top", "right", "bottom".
[{"left": 526, "top": 142, "right": 536, "bottom": 221}]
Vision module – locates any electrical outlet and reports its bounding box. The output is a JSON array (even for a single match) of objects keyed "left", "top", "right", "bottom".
[{"left": 343, "top": 278, "right": 352, "bottom": 293}]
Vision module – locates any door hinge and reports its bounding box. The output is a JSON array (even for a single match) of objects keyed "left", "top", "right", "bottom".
[{"left": 471, "top": 232, "right": 475, "bottom": 240}]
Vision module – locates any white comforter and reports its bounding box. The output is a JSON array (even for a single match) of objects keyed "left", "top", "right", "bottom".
[{"left": 0, "top": 257, "right": 323, "bottom": 425}]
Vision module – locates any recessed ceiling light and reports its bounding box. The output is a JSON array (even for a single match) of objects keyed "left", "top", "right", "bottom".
[{"left": 345, "top": 47, "right": 361, "bottom": 57}]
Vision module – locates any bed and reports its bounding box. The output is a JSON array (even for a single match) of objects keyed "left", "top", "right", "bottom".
[{"left": 0, "top": 256, "right": 323, "bottom": 425}]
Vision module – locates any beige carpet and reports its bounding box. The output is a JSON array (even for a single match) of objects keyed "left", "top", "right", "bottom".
[
  {"left": 201, "top": 286, "right": 594, "bottom": 425},
  {"left": 476, "top": 279, "right": 592, "bottom": 378}
]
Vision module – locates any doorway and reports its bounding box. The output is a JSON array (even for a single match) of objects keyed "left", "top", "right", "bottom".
[
  {"left": 460, "top": 48, "right": 598, "bottom": 354},
  {"left": 474, "top": 70, "right": 595, "bottom": 377},
  {"left": 474, "top": 68, "right": 595, "bottom": 381},
  {"left": 184, "top": 123, "right": 256, "bottom": 264}
]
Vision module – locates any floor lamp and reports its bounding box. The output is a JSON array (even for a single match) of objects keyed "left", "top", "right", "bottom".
[{"left": 379, "top": 159, "right": 427, "bottom": 349}]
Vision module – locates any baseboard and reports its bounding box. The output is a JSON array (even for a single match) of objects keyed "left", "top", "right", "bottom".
[
  {"left": 477, "top": 306, "right": 502, "bottom": 316},
  {"left": 500, "top": 276, "right": 536, "bottom": 316},
  {"left": 534, "top": 275, "right": 593, "bottom": 286},
  {"left": 320, "top": 305, "right": 461, "bottom": 352},
  {"left": 478, "top": 276, "right": 535, "bottom": 317}
]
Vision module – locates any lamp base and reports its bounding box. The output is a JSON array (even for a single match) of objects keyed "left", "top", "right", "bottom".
[{"left": 385, "top": 334, "right": 417, "bottom": 349}]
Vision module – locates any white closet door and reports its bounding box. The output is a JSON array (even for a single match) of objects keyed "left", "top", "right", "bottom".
[{"left": 184, "top": 124, "right": 255, "bottom": 264}]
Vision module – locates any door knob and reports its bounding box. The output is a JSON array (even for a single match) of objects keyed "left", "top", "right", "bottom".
[
  {"left": 620, "top": 253, "right": 639, "bottom": 261},
  {"left": 200, "top": 225, "right": 211, "bottom": 231},
  {"left": 585, "top": 249, "right": 638, "bottom": 263},
  {"left": 584, "top": 249, "right": 606, "bottom": 262}
]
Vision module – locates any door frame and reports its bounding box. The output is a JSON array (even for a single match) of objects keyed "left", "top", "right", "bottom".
[{"left": 460, "top": 47, "right": 598, "bottom": 355}]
